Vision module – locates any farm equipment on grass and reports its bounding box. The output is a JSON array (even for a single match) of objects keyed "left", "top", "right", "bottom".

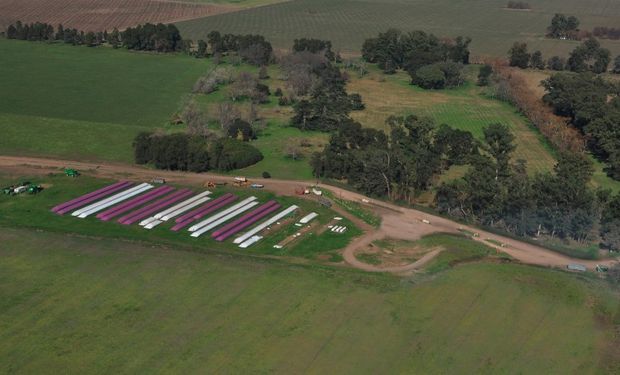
[
  {"left": 65, "top": 168, "right": 80, "bottom": 177},
  {"left": 27, "top": 184, "right": 43, "bottom": 194},
  {"left": 3, "top": 182, "right": 43, "bottom": 196}
]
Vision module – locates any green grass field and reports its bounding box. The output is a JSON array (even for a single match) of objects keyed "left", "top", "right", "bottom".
[
  {"left": 348, "top": 66, "right": 557, "bottom": 174},
  {"left": 1, "top": 228, "right": 617, "bottom": 373},
  {"left": 0, "top": 39, "right": 208, "bottom": 162},
  {"left": 177, "top": 0, "right": 620, "bottom": 57}
]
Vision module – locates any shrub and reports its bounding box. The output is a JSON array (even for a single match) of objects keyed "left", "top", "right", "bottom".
[
  {"left": 133, "top": 132, "right": 262, "bottom": 172},
  {"left": 211, "top": 138, "right": 263, "bottom": 171},
  {"left": 262, "top": 171, "right": 271, "bottom": 178}
]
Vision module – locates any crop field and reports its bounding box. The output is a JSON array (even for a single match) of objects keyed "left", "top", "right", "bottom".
[
  {"left": 0, "top": 172, "right": 356, "bottom": 260},
  {"left": 1, "top": 228, "right": 618, "bottom": 373},
  {"left": 0, "top": 39, "right": 209, "bottom": 162},
  {"left": 347, "top": 67, "right": 556, "bottom": 174},
  {"left": 177, "top": 0, "right": 620, "bottom": 58},
  {"left": 0, "top": 0, "right": 236, "bottom": 32}
]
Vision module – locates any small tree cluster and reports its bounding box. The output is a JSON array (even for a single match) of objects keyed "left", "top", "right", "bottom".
[
  {"left": 508, "top": 39, "right": 611, "bottom": 73},
  {"left": 292, "top": 38, "right": 335, "bottom": 61},
  {"left": 121, "top": 23, "right": 182, "bottom": 52},
  {"left": 547, "top": 13, "right": 580, "bottom": 39},
  {"left": 133, "top": 132, "right": 262, "bottom": 172},
  {"left": 311, "top": 116, "right": 476, "bottom": 201},
  {"left": 543, "top": 72, "right": 620, "bottom": 179},
  {"left": 361, "top": 29, "right": 471, "bottom": 76},
  {"left": 207, "top": 31, "right": 273, "bottom": 65},
  {"left": 412, "top": 62, "right": 464, "bottom": 89}
]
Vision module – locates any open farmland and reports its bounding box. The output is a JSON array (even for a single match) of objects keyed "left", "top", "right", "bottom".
[
  {"left": 1, "top": 228, "right": 618, "bottom": 373},
  {"left": 0, "top": 39, "right": 208, "bottom": 162},
  {"left": 177, "top": 0, "right": 620, "bottom": 58},
  {"left": 0, "top": 0, "right": 236, "bottom": 32},
  {"left": 347, "top": 67, "right": 556, "bottom": 174}
]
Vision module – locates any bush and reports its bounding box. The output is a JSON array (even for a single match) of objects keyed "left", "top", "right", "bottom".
[
  {"left": 414, "top": 64, "right": 446, "bottom": 89},
  {"left": 274, "top": 87, "right": 283, "bottom": 97},
  {"left": 211, "top": 138, "right": 263, "bottom": 171},
  {"left": 226, "top": 118, "right": 255, "bottom": 141},
  {"left": 133, "top": 132, "right": 262, "bottom": 172},
  {"left": 262, "top": 171, "right": 271, "bottom": 178}
]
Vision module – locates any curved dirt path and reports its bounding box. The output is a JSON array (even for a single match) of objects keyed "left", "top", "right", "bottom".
[{"left": 0, "top": 155, "right": 617, "bottom": 272}]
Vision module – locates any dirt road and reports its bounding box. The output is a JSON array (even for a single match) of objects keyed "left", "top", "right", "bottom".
[{"left": 0, "top": 155, "right": 617, "bottom": 272}]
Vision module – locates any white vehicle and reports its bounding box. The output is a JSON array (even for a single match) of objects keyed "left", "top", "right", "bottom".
[
  {"left": 422, "top": 219, "right": 430, "bottom": 224},
  {"left": 312, "top": 188, "right": 322, "bottom": 196}
]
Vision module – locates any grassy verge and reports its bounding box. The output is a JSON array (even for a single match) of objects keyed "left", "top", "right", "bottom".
[
  {"left": 323, "top": 190, "right": 381, "bottom": 227},
  {"left": 418, "top": 233, "right": 497, "bottom": 273}
]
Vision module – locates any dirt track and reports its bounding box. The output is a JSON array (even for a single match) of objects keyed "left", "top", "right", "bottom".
[{"left": 0, "top": 155, "right": 617, "bottom": 272}]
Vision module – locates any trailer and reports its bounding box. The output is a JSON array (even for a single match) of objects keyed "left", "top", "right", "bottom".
[
  {"left": 190, "top": 201, "right": 259, "bottom": 238},
  {"left": 233, "top": 205, "right": 299, "bottom": 244}
]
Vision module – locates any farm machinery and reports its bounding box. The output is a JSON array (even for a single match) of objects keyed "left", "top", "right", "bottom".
[
  {"left": 64, "top": 168, "right": 80, "bottom": 177},
  {"left": 3, "top": 181, "right": 43, "bottom": 196}
]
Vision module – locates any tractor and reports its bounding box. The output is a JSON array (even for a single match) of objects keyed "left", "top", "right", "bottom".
[
  {"left": 27, "top": 184, "right": 43, "bottom": 194},
  {"left": 65, "top": 168, "right": 80, "bottom": 177}
]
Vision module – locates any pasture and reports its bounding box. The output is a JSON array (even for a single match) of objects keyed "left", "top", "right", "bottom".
[
  {"left": 0, "top": 39, "right": 207, "bottom": 162},
  {"left": 177, "top": 0, "right": 620, "bottom": 58},
  {"left": 1, "top": 228, "right": 617, "bottom": 373},
  {"left": 348, "top": 66, "right": 556, "bottom": 174}
]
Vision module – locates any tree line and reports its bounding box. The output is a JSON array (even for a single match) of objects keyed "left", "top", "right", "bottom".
[
  {"left": 6, "top": 21, "right": 120, "bottom": 47},
  {"left": 133, "top": 132, "right": 262, "bottom": 173},
  {"left": 361, "top": 29, "right": 470, "bottom": 89},
  {"left": 508, "top": 37, "right": 616, "bottom": 73},
  {"left": 5, "top": 21, "right": 275, "bottom": 64},
  {"left": 542, "top": 72, "right": 620, "bottom": 179},
  {"left": 311, "top": 115, "right": 476, "bottom": 201}
]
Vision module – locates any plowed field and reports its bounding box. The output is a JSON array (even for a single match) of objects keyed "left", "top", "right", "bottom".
[{"left": 0, "top": 0, "right": 235, "bottom": 32}]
